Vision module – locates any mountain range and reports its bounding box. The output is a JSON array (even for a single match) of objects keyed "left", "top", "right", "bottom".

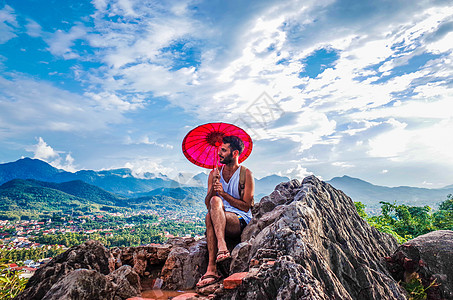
[
  {"left": 0, "top": 158, "right": 289, "bottom": 197},
  {"left": 327, "top": 175, "right": 453, "bottom": 212},
  {"left": 0, "top": 158, "right": 288, "bottom": 198},
  {"left": 0, "top": 158, "right": 178, "bottom": 196},
  {"left": 0, "top": 177, "right": 210, "bottom": 219},
  {"left": 1, "top": 158, "right": 452, "bottom": 216},
  {"left": 0, "top": 158, "right": 290, "bottom": 217}
]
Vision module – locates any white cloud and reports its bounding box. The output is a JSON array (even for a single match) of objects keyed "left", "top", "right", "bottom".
[
  {"left": 125, "top": 135, "right": 174, "bottom": 149},
  {"left": 32, "top": 137, "right": 59, "bottom": 160},
  {"left": 114, "top": 0, "right": 139, "bottom": 17},
  {"left": 332, "top": 161, "right": 355, "bottom": 168},
  {"left": 408, "top": 117, "right": 453, "bottom": 163},
  {"left": 278, "top": 164, "right": 313, "bottom": 180},
  {"left": 367, "top": 119, "right": 409, "bottom": 158},
  {"left": 0, "top": 74, "right": 129, "bottom": 138},
  {"left": 84, "top": 91, "right": 145, "bottom": 112},
  {"left": 351, "top": 95, "right": 453, "bottom": 120},
  {"left": 343, "top": 120, "right": 379, "bottom": 136},
  {"left": 29, "top": 137, "right": 77, "bottom": 172},
  {"left": 124, "top": 160, "right": 175, "bottom": 178},
  {"left": 51, "top": 154, "right": 77, "bottom": 172},
  {"left": 25, "top": 18, "right": 42, "bottom": 37},
  {"left": 88, "top": 1, "right": 200, "bottom": 69},
  {"left": 45, "top": 24, "right": 88, "bottom": 59},
  {"left": 426, "top": 30, "right": 453, "bottom": 53},
  {"left": 0, "top": 5, "right": 18, "bottom": 44},
  {"left": 262, "top": 109, "right": 337, "bottom": 152}
]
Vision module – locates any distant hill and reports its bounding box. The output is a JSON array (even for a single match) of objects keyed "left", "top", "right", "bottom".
[
  {"left": 255, "top": 174, "right": 290, "bottom": 199},
  {"left": 0, "top": 178, "right": 210, "bottom": 218},
  {"left": 128, "top": 186, "right": 207, "bottom": 212},
  {"left": 178, "top": 171, "right": 290, "bottom": 200},
  {"left": 0, "top": 158, "right": 291, "bottom": 200},
  {"left": 0, "top": 158, "right": 290, "bottom": 218},
  {"left": 0, "top": 158, "right": 178, "bottom": 196},
  {"left": 327, "top": 175, "right": 453, "bottom": 212},
  {"left": 55, "top": 169, "right": 176, "bottom": 196},
  {"left": 30, "top": 180, "right": 128, "bottom": 206},
  {"left": 0, "top": 179, "right": 101, "bottom": 217},
  {"left": 0, "top": 158, "right": 64, "bottom": 183},
  {"left": 11, "top": 158, "right": 453, "bottom": 215}
]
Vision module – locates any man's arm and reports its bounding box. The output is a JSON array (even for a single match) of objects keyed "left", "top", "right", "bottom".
[
  {"left": 214, "top": 168, "right": 254, "bottom": 212},
  {"left": 205, "top": 168, "right": 218, "bottom": 209}
]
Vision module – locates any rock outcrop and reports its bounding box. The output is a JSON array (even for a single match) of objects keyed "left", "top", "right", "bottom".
[
  {"left": 159, "top": 237, "right": 208, "bottom": 290},
  {"left": 15, "top": 175, "right": 453, "bottom": 300},
  {"left": 108, "top": 265, "right": 142, "bottom": 299},
  {"left": 15, "top": 240, "right": 116, "bottom": 300},
  {"left": 33, "top": 265, "right": 141, "bottom": 300},
  {"left": 41, "top": 269, "right": 115, "bottom": 300},
  {"left": 15, "top": 238, "right": 204, "bottom": 300},
  {"left": 386, "top": 230, "right": 453, "bottom": 300},
  {"left": 217, "top": 176, "right": 406, "bottom": 299},
  {"left": 110, "top": 243, "right": 171, "bottom": 276}
]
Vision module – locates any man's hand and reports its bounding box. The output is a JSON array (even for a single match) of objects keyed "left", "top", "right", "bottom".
[
  {"left": 212, "top": 167, "right": 220, "bottom": 183},
  {"left": 205, "top": 167, "right": 221, "bottom": 209},
  {"left": 213, "top": 180, "right": 224, "bottom": 197},
  {"left": 212, "top": 166, "right": 223, "bottom": 196}
]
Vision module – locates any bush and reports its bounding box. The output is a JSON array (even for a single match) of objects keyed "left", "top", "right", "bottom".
[
  {"left": 0, "top": 264, "right": 27, "bottom": 299},
  {"left": 355, "top": 195, "right": 453, "bottom": 244}
]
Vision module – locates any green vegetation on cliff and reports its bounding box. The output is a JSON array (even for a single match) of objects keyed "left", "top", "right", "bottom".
[
  {"left": 0, "top": 264, "right": 27, "bottom": 299},
  {"left": 355, "top": 194, "right": 453, "bottom": 243}
]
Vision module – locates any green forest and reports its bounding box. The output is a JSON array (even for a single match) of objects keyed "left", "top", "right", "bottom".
[{"left": 355, "top": 194, "right": 453, "bottom": 243}]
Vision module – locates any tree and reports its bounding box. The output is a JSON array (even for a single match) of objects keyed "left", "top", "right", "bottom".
[
  {"left": 354, "top": 201, "right": 406, "bottom": 243},
  {"left": 433, "top": 194, "right": 453, "bottom": 230},
  {"left": 357, "top": 194, "right": 453, "bottom": 244}
]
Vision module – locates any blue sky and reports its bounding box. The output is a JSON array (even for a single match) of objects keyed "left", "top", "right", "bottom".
[{"left": 1, "top": 0, "right": 453, "bottom": 188}]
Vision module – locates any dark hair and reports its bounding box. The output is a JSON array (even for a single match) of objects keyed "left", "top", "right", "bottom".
[{"left": 222, "top": 135, "right": 244, "bottom": 154}]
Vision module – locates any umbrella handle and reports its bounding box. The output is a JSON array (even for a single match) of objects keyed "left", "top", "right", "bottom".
[
  {"left": 215, "top": 145, "right": 220, "bottom": 168},
  {"left": 214, "top": 146, "right": 220, "bottom": 182}
]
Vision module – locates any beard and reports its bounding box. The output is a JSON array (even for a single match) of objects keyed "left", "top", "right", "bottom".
[{"left": 219, "top": 153, "right": 234, "bottom": 165}]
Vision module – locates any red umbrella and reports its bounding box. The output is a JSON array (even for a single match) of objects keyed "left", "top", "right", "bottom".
[{"left": 182, "top": 122, "right": 253, "bottom": 169}]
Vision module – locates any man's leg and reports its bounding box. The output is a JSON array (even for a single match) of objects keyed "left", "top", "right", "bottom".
[
  {"left": 224, "top": 212, "right": 242, "bottom": 237},
  {"left": 209, "top": 196, "right": 241, "bottom": 255},
  {"left": 197, "top": 197, "right": 223, "bottom": 287},
  {"left": 209, "top": 196, "right": 228, "bottom": 252},
  {"left": 197, "top": 197, "right": 242, "bottom": 287},
  {"left": 205, "top": 211, "right": 218, "bottom": 274},
  {"left": 197, "top": 211, "right": 220, "bottom": 287}
]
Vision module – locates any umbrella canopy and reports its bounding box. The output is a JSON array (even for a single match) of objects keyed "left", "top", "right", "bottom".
[{"left": 182, "top": 122, "right": 253, "bottom": 169}]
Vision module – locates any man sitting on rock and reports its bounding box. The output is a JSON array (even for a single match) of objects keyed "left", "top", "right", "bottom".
[{"left": 196, "top": 135, "right": 254, "bottom": 288}]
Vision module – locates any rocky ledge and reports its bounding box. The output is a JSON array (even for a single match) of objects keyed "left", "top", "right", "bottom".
[
  {"left": 14, "top": 176, "right": 453, "bottom": 300},
  {"left": 386, "top": 230, "right": 453, "bottom": 299}
]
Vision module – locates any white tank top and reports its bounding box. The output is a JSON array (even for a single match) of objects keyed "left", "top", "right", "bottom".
[{"left": 219, "top": 165, "right": 252, "bottom": 224}]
